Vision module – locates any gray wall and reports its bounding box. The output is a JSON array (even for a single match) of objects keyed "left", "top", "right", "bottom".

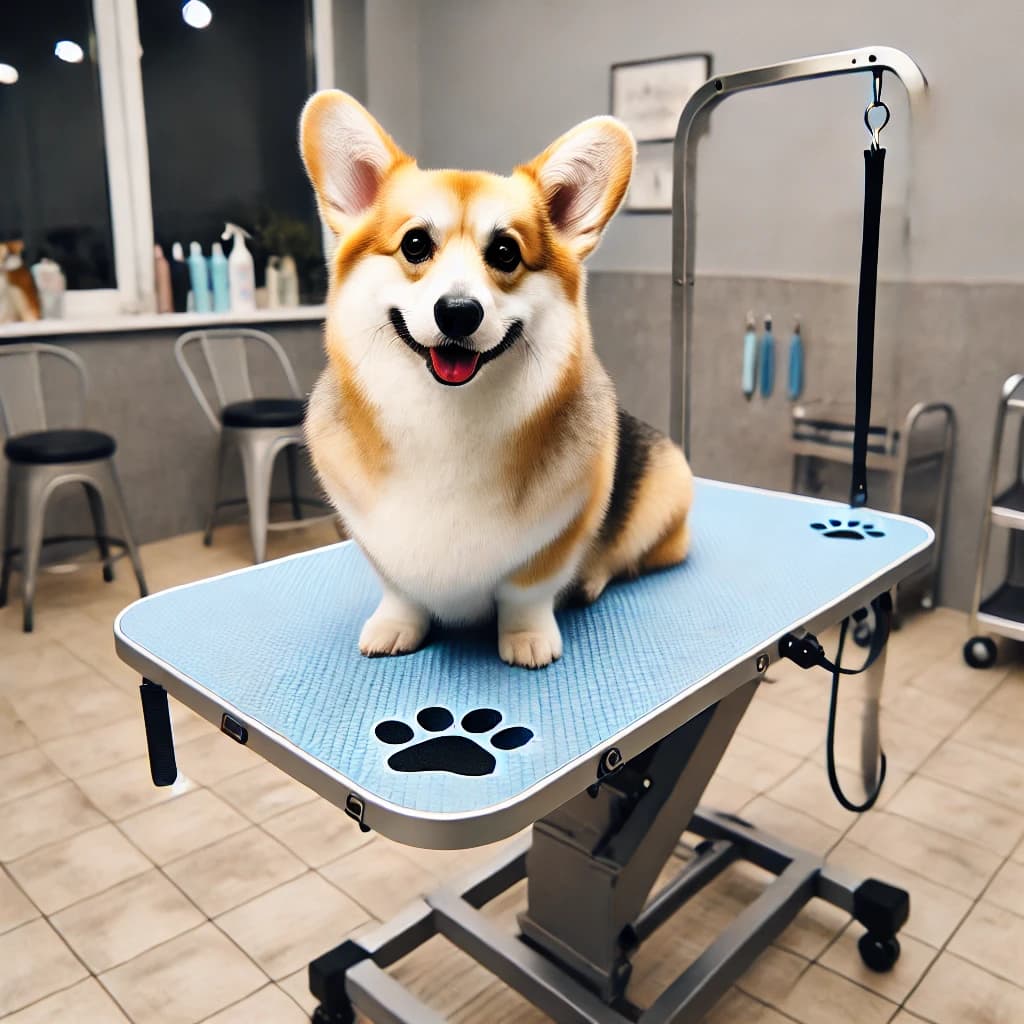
[
  {"left": 365, "top": 0, "right": 421, "bottom": 155},
  {"left": 412, "top": 0, "right": 1024, "bottom": 282},
  {"left": 327, "top": 1, "right": 1024, "bottom": 612},
  {"left": 589, "top": 270, "right": 1022, "bottom": 612}
]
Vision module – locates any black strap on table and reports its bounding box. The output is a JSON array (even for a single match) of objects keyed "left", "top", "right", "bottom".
[
  {"left": 849, "top": 146, "right": 886, "bottom": 508},
  {"left": 825, "top": 616, "right": 888, "bottom": 812},
  {"left": 778, "top": 591, "right": 893, "bottom": 811}
]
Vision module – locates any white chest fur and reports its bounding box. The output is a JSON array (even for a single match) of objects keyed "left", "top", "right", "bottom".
[
  {"left": 311, "top": 263, "right": 603, "bottom": 624},
  {"left": 341, "top": 442, "right": 585, "bottom": 624}
]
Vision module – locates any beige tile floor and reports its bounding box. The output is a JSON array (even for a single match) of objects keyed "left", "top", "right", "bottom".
[{"left": 1, "top": 522, "right": 1023, "bottom": 1023}]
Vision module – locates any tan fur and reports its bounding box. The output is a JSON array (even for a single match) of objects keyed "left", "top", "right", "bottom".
[
  {"left": 304, "top": 357, "right": 391, "bottom": 516},
  {"left": 579, "top": 439, "right": 693, "bottom": 602},
  {"left": 511, "top": 424, "right": 617, "bottom": 587}
]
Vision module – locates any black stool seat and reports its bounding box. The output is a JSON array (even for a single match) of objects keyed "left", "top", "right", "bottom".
[
  {"left": 5, "top": 429, "right": 117, "bottom": 465},
  {"left": 221, "top": 398, "right": 305, "bottom": 429}
]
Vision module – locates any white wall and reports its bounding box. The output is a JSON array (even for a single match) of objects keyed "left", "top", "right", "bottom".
[{"left": 401, "top": 0, "right": 1024, "bottom": 282}]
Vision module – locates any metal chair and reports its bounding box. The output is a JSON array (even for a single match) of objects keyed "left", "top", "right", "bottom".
[
  {"left": 175, "top": 328, "right": 327, "bottom": 564},
  {"left": 0, "top": 343, "right": 148, "bottom": 631}
]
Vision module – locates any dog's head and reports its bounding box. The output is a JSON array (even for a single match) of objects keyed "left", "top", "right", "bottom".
[{"left": 301, "top": 92, "right": 634, "bottom": 390}]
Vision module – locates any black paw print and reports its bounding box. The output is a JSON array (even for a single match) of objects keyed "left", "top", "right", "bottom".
[
  {"left": 811, "top": 518, "right": 885, "bottom": 540},
  {"left": 374, "top": 707, "right": 533, "bottom": 777}
]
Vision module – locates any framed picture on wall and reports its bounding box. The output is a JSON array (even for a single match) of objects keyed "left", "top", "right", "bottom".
[
  {"left": 610, "top": 52, "right": 712, "bottom": 143},
  {"left": 625, "top": 143, "right": 674, "bottom": 213}
]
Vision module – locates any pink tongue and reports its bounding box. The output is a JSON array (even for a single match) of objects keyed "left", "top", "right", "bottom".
[{"left": 430, "top": 347, "right": 480, "bottom": 384}]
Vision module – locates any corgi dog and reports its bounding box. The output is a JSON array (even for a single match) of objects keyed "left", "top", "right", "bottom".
[{"left": 300, "top": 92, "right": 693, "bottom": 668}]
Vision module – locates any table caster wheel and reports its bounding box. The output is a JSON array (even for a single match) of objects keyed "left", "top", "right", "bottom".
[
  {"left": 103, "top": 564, "right": 115, "bottom": 583},
  {"left": 963, "top": 636, "right": 997, "bottom": 669},
  {"left": 858, "top": 931, "right": 900, "bottom": 973}
]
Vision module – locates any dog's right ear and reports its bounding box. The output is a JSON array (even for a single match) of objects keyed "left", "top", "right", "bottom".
[{"left": 300, "top": 91, "right": 408, "bottom": 236}]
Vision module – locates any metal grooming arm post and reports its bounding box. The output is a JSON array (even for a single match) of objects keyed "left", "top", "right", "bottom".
[{"left": 670, "top": 46, "right": 928, "bottom": 455}]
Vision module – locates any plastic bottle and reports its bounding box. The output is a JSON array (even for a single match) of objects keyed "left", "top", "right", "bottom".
[
  {"left": 153, "top": 245, "right": 173, "bottom": 313},
  {"left": 265, "top": 255, "right": 281, "bottom": 309},
  {"left": 222, "top": 223, "right": 256, "bottom": 313},
  {"left": 279, "top": 254, "right": 300, "bottom": 307},
  {"left": 210, "top": 242, "right": 230, "bottom": 312},
  {"left": 188, "top": 241, "right": 212, "bottom": 313},
  {"left": 30, "top": 258, "right": 66, "bottom": 319},
  {"left": 169, "top": 243, "right": 190, "bottom": 312}
]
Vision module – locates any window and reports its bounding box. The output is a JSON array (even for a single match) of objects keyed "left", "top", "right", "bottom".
[
  {"left": 2, "top": 0, "right": 336, "bottom": 313},
  {"left": 0, "top": 0, "right": 116, "bottom": 290},
  {"left": 138, "top": 0, "right": 325, "bottom": 300}
]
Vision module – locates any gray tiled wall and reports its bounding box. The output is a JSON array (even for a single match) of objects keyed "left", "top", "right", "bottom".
[
  {"left": 7, "top": 274, "right": 1021, "bottom": 613},
  {"left": 589, "top": 271, "right": 1024, "bottom": 612}
]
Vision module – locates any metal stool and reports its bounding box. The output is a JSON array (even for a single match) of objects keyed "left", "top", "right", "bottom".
[
  {"left": 175, "top": 328, "right": 330, "bottom": 564},
  {"left": 0, "top": 343, "right": 148, "bottom": 632}
]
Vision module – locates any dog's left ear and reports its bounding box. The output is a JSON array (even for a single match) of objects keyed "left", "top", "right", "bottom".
[{"left": 521, "top": 117, "right": 635, "bottom": 259}]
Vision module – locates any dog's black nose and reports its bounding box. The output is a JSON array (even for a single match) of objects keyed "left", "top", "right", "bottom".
[{"left": 434, "top": 295, "right": 484, "bottom": 338}]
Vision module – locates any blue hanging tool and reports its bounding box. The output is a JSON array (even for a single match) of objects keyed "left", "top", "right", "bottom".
[
  {"left": 741, "top": 311, "right": 758, "bottom": 400},
  {"left": 759, "top": 314, "right": 775, "bottom": 397},
  {"left": 787, "top": 316, "right": 804, "bottom": 400}
]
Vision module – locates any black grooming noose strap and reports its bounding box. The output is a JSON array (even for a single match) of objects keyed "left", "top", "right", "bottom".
[
  {"left": 782, "top": 144, "right": 891, "bottom": 811},
  {"left": 850, "top": 147, "right": 886, "bottom": 508}
]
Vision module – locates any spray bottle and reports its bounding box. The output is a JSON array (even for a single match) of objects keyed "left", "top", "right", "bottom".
[{"left": 222, "top": 223, "right": 256, "bottom": 313}]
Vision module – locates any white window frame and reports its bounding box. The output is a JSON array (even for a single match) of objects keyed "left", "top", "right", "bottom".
[{"left": 74, "top": 0, "right": 334, "bottom": 316}]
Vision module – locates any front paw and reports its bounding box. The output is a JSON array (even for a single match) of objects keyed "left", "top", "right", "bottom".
[
  {"left": 359, "top": 615, "right": 429, "bottom": 657},
  {"left": 499, "top": 625, "right": 563, "bottom": 669}
]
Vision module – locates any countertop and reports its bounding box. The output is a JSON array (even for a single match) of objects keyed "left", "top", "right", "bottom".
[{"left": 0, "top": 305, "right": 327, "bottom": 341}]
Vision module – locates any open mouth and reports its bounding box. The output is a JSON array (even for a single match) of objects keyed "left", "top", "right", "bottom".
[{"left": 389, "top": 308, "right": 523, "bottom": 387}]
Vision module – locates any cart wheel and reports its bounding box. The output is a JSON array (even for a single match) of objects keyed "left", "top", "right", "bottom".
[
  {"left": 102, "top": 564, "right": 115, "bottom": 583},
  {"left": 858, "top": 931, "right": 900, "bottom": 973},
  {"left": 852, "top": 621, "right": 874, "bottom": 648},
  {"left": 312, "top": 1005, "right": 355, "bottom": 1024},
  {"left": 920, "top": 593, "right": 934, "bottom": 610},
  {"left": 963, "top": 636, "right": 997, "bottom": 669}
]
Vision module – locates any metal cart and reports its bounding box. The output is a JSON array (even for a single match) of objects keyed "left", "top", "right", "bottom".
[
  {"left": 964, "top": 373, "right": 1024, "bottom": 668},
  {"left": 791, "top": 398, "right": 955, "bottom": 616}
]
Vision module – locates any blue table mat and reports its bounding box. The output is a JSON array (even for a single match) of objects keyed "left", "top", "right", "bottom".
[{"left": 118, "top": 480, "right": 930, "bottom": 814}]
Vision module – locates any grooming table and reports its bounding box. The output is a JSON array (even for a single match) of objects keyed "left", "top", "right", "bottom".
[{"left": 116, "top": 479, "right": 931, "bottom": 1023}]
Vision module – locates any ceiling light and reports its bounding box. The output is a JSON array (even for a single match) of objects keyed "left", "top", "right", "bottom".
[
  {"left": 0, "top": 63, "right": 18, "bottom": 85},
  {"left": 182, "top": 1, "right": 213, "bottom": 29},
  {"left": 54, "top": 40, "right": 85, "bottom": 63}
]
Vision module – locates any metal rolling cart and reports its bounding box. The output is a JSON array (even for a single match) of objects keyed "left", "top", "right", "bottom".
[
  {"left": 964, "top": 373, "right": 1024, "bottom": 668},
  {"left": 117, "top": 46, "right": 932, "bottom": 1024},
  {"left": 790, "top": 398, "right": 955, "bottom": 623}
]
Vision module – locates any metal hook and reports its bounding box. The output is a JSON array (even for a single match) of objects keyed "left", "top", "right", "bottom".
[{"left": 864, "top": 69, "right": 890, "bottom": 150}]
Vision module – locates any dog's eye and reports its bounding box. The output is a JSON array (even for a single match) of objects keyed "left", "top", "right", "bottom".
[
  {"left": 485, "top": 235, "right": 522, "bottom": 273},
  {"left": 400, "top": 229, "right": 434, "bottom": 264}
]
